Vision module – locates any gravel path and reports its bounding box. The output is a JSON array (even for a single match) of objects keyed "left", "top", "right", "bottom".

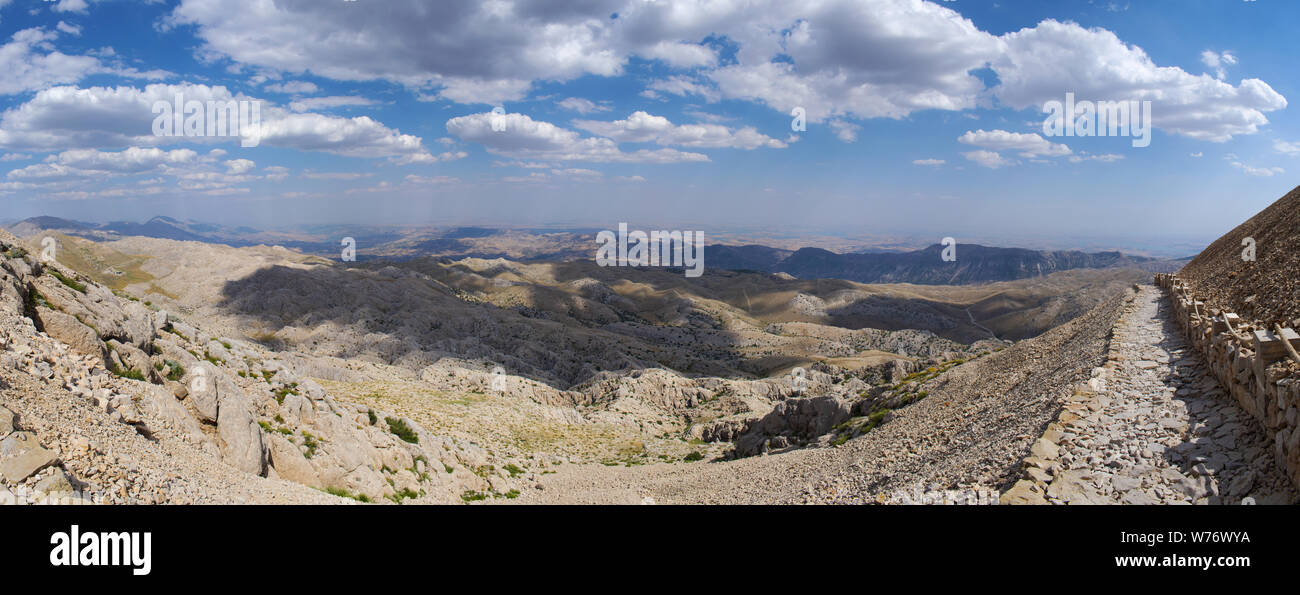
[{"left": 1051, "top": 287, "right": 1296, "bottom": 504}]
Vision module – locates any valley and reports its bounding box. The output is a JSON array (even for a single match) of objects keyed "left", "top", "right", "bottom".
[{"left": 0, "top": 219, "right": 1148, "bottom": 504}]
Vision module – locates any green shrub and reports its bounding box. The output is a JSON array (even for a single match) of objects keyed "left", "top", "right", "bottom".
[
  {"left": 163, "top": 360, "right": 185, "bottom": 382},
  {"left": 28, "top": 288, "right": 53, "bottom": 310},
  {"left": 301, "top": 432, "right": 319, "bottom": 459},
  {"left": 324, "top": 486, "right": 371, "bottom": 503},
  {"left": 684, "top": 451, "right": 704, "bottom": 462},
  {"left": 388, "top": 488, "right": 419, "bottom": 503},
  {"left": 273, "top": 384, "right": 299, "bottom": 405},
  {"left": 385, "top": 417, "right": 419, "bottom": 444},
  {"left": 50, "top": 270, "right": 86, "bottom": 293},
  {"left": 110, "top": 365, "right": 146, "bottom": 381}
]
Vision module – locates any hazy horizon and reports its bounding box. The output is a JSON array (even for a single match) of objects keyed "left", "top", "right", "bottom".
[
  {"left": 1, "top": 0, "right": 1297, "bottom": 255},
  {"left": 1, "top": 210, "right": 1210, "bottom": 259}
]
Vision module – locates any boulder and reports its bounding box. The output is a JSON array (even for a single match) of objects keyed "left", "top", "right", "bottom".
[
  {"left": 34, "top": 468, "right": 74, "bottom": 499},
  {"left": 153, "top": 310, "right": 169, "bottom": 335},
  {"left": 0, "top": 405, "right": 14, "bottom": 437},
  {"left": 1226, "top": 470, "right": 1255, "bottom": 498},
  {"left": 267, "top": 434, "right": 321, "bottom": 488},
  {"left": 120, "top": 301, "right": 157, "bottom": 350},
  {"left": 215, "top": 381, "right": 268, "bottom": 476},
  {"left": 204, "top": 340, "right": 232, "bottom": 363},
  {"left": 340, "top": 465, "right": 388, "bottom": 500},
  {"left": 1045, "top": 470, "right": 1106, "bottom": 504},
  {"left": 110, "top": 340, "right": 157, "bottom": 382},
  {"left": 132, "top": 384, "right": 207, "bottom": 444},
  {"left": 1030, "top": 437, "right": 1059, "bottom": 460},
  {"left": 0, "top": 431, "right": 58, "bottom": 482},
  {"left": 170, "top": 320, "right": 199, "bottom": 343},
  {"left": 182, "top": 364, "right": 219, "bottom": 422},
  {"left": 773, "top": 397, "right": 848, "bottom": 436},
  {"left": 729, "top": 395, "right": 852, "bottom": 457},
  {"left": 34, "top": 307, "right": 105, "bottom": 363},
  {"left": 1000, "top": 480, "right": 1047, "bottom": 505},
  {"left": 279, "top": 391, "right": 314, "bottom": 425},
  {"left": 0, "top": 273, "right": 25, "bottom": 316}
]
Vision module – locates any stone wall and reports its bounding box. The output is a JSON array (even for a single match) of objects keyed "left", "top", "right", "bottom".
[{"left": 1155, "top": 273, "right": 1300, "bottom": 491}]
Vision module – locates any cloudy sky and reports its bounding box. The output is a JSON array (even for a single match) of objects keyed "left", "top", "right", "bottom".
[{"left": 0, "top": 0, "right": 1297, "bottom": 251}]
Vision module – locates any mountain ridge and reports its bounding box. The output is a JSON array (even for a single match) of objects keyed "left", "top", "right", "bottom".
[{"left": 8, "top": 215, "right": 1186, "bottom": 286}]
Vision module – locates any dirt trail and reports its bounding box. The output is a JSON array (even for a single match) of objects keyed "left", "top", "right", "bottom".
[{"left": 966, "top": 307, "right": 999, "bottom": 341}]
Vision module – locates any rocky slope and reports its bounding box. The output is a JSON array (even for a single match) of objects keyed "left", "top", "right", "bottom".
[
  {"left": 4, "top": 231, "right": 966, "bottom": 502},
  {"left": 1178, "top": 183, "right": 1300, "bottom": 325},
  {"left": 511, "top": 284, "right": 1137, "bottom": 503},
  {"left": 0, "top": 227, "right": 1147, "bottom": 504},
  {"left": 0, "top": 230, "right": 526, "bottom": 504}
]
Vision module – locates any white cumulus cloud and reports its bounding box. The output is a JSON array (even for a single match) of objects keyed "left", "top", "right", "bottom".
[
  {"left": 572, "top": 111, "right": 787, "bottom": 150},
  {"left": 958, "top": 129, "right": 1071, "bottom": 157},
  {"left": 447, "top": 111, "right": 709, "bottom": 163}
]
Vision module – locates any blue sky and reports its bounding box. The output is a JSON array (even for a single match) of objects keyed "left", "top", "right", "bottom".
[{"left": 1, "top": 0, "right": 1298, "bottom": 255}]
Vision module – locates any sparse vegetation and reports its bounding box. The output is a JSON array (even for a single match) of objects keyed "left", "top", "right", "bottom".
[
  {"left": 301, "top": 432, "right": 319, "bottom": 458},
  {"left": 324, "top": 486, "right": 371, "bottom": 503},
  {"left": 49, "top": 269, "right": 86, "bottom": 293},
  {"left": 28, "top": 288, "right": 53, "bottom": 310},
  {"left": 388, "top": 488, "right": 420, "bottom": 503},
  {"left": 110, "top": 365, "right": 146, "bottom": 381},
  {"left": 385, "top": 416, "right": 419, "bottom": 444},
  {"left": 274, "top": 383, "right": 299, "bottom": 405}
]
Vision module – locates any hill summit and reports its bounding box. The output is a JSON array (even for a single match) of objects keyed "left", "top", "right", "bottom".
[{"left": 1179, "top": 184, "right": 1300, "bottom": 325}]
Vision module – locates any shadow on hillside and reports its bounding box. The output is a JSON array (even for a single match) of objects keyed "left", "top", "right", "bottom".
[
  {"left": 508, "top": 259, "right": 1006, "bottom": 343},
  {"left": 215, "top": 262, "right": 758, "bottom": 389}
]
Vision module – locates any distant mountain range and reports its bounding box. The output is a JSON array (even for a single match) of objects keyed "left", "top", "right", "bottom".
[
  {"left": 8, "top": 215, "right": 246, "bottom": 245},
  {"left": 7, "top": 215, "right": 1186, "bottom": 285},
  {"left": 707, "top": 243, "right": 1184, "bottom": 284}
]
